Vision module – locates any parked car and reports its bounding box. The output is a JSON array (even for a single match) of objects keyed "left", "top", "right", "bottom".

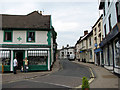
[{"left": 68, "top": 54, "right": 75, "bottom": 61}]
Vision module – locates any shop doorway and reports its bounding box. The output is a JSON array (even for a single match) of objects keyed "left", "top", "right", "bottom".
[
  {"left": 96, "top": 52, "right": 100, "bottom": 66},
  {"left": 14, "top": 51, "right": 25, "bottom": 70}
]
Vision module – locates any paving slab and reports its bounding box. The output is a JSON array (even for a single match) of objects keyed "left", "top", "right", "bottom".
[{"left": 73, "top": 61, "right": 119, "bottom": 89}]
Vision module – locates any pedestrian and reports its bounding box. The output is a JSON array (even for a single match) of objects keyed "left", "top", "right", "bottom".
[
  {"left": 13, "top": 57, "right": 18, "bottom": 74},
  {"left": 23, "top": 57, "right": 28, "bottom": 73},
  {"left": 21, "top": 66, "right": 23, "bottom": 72}
]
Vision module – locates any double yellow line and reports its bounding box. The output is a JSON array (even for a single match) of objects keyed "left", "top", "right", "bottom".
[{"left": 75, "top": 67, "right": 95, "bottom": 88}]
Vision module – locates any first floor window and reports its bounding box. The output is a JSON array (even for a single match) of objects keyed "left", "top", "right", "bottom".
[
  {"left": 28, "top": 50, "right": 48, "bottom": 65},
  {"left": 4, "top": 31, "right": 12, "bottom": 42},
  {"left": 116, "top": 1, "right": 120, "bottom": 22},
  {"left": 27, "top": 31, "right": 35, "bottom": 42},
  {"left": 0, "top": 51, "right": 10, "bottom": 65},
  {"left": 115, "top": 39, "right": 120, "bottom": 67}
]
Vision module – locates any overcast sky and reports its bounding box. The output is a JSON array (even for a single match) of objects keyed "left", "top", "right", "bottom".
[{"left": 0, "top": 0, "right": 102, "bottom": 49}]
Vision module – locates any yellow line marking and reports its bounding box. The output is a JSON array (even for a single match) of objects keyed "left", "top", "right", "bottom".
[{"left": 75, "top": 65, "right": 95, "bottom": 88}]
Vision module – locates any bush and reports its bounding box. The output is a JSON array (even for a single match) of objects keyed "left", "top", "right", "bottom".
[{"left": 82, "top": 77, "right": 90, "bottom": 90}]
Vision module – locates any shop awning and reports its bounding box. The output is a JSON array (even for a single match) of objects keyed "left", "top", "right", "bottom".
[{"left": 100, "top": 23, "right": 120, "bottom": 47}]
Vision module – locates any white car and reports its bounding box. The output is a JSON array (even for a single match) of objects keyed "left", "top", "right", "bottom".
[{"left": 68, "top": 54, "right": 75, "bottom": 61}]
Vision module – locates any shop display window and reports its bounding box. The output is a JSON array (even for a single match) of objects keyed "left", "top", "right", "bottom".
[
  {"left": 0, "top": 51, "right": 10, "bottom": 65},
  {"left": 28, "top": 50, "right": 48, "bottom": 65},
  {"left": 115, "top": 39, "right": 120, "bottom": 67}
]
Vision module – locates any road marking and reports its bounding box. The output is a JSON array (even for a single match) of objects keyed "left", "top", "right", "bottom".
[
  {"left": 75, "top": 63, "right": 95, "bottom": 88},
  {"left": 27, "top": 80, "right": 72, "bottom": 88}
]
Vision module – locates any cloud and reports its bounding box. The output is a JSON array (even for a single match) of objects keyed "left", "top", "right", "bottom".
[
  {"left": 53, "top": 21, "right": 79, "bottom": 32},
  {"left": 0, "top": 2, "right": 99, "bottom": 49},
  {"left": 0, "top": 0, "right": 99, "bottom": 3}
]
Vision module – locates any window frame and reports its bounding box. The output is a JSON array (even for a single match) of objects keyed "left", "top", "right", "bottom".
[
  {"left": 3, "top": 30, "right": 13, "bottom": 42},
  {"left": 26, "top": 31, "right": 36, "bottom": 43},
  {"left": 104, "top": 24, "right": 107, "bottom": 37},
  {"left": 116, "top": 1, "right": 120, "bottom": 22},
  {"left": 108, "top": 0, "right": 110, "bottom": 7},
  {"left": 108, "top": 14, "right": 112, "bottom": 32}
]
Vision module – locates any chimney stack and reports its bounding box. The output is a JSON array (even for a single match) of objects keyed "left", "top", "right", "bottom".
[
  {"left": 84, "top": 30, "right": 88, "bottom": 36},
  {"left": 40, "top": 11, "right": 42, "bottom": 15}
]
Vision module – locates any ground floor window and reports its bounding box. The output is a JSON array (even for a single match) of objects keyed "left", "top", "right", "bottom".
[
  {"left": 109, "top": 44, "right": 113, "bottom": 65},
  {"left": 115, "top": 39, "right": 120, "bottom": 67},
  {"left": 0, "top": 51, "right": 10, "bottom": 65},
  {"left": 28, "top": 50, "right": 48, "bottom": 65},
  {"left": 104, "top": 47, "right": 108, "bottom": 65}
]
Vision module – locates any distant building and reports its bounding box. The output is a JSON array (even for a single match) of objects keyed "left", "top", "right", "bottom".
[
  {"left": 99, "top": 0, "right": 120, "bottom": 74},
  {"left": 0, "top": 11, "right": 57, "bottom": 72},
  {"left": 75, "top": 30, "right": 94, "bottom": 63},
  {"left": 59, "top": 45, "right": 75, "bottom": 60}
]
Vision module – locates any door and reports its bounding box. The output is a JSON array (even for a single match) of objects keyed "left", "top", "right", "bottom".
[{"left": 13, "top": 50, "right": 25, "bottom": 70}]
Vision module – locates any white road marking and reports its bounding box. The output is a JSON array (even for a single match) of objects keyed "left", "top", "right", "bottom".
[{"left": 27, "top": 80, "right": 72, "bottom": 88}]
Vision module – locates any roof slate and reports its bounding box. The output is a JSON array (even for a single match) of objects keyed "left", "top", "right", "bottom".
[{"left": 1, "top": 11, "right": 51, "bottom": 30}]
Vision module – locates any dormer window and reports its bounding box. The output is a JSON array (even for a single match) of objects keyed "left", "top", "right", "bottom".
[{"left": 27, "top": 31, "right": 35, "bottom": 42}]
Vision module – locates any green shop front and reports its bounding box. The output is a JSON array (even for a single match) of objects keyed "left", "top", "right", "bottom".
[{"left": 0, "top": 45, "right": 51, "bottom": 72}]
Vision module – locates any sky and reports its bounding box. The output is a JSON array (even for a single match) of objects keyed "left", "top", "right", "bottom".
[{"left": 0, "top": 0, "right": 102, "bottom": 49}]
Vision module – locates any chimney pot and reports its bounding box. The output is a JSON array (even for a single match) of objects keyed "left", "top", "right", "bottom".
[
  {"left": 84, "top": 30, "right": 88, "bottom": 36},
  {"left": 40, "top": 11, "right": 42, "bottom": 15}
]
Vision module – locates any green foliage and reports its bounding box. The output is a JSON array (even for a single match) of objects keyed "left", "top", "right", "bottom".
[{"left": 82, "top": 77, "right": 90, "bottom": 90}]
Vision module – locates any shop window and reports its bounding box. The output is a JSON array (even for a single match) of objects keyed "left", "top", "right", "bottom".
[
  {"left": 104, "top": 47, "right": 108, "bottom": 65},
  {"left": 0, "top": 51, "right": 10, "bottom": 65},
  {"left": 28, "top": 50, "right": 48, "bottom": 65},
  {"left": 27, "top": 31, "right": 35, "bottom": 42},
  {"left": 115, "top": 39, "right": 120, "bottom": 67},
  {"left": 4, "top": 31, "right": 12, "bottom": 42},
  {"left": 109, "top": 45, "right": 113, "bottom": 65}
]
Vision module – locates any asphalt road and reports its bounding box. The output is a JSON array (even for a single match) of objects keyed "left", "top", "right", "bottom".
[{"left": 2, "top": 60, "right": 91, "bottom": 89}]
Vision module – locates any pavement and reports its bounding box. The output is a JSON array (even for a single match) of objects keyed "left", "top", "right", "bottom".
[
  {"left": 2, "top": 60, "right": 61, "bottom": 83},
  {"left": 73, "top": 60, "right": 120, "bottom": 89}
]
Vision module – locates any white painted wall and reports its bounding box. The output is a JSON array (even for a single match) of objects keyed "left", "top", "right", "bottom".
[
  {"left": 0, "top": 30, "right": 3, "bottom": 43},
  {"left": 103, "top": 0, "right": 118, "bottom": 38},
  {"left": 0, "top": 30, "right": 48, "bottom": 45}
]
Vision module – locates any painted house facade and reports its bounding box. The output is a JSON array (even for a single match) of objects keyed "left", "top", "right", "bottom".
[
  {"left": 76, "top": 30, "right": 94, "bottom": 63},
  {"left": 77, "top": 31, "right": 88, "bottom": 62},
  {"left": 92, "top": 14, "right": 103, "bottom": 66},
  {"left": 86, "top": 30, "right": 94, "bottom": 63},
  {"left": 59, "top": 46, "right": 75, "bottom": 60},
  {"left": 99, "top": 0, "right": 120, "bottom": 74},
  {"left": 0, "top": 11, "right": 57, "bottom": 72}
]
